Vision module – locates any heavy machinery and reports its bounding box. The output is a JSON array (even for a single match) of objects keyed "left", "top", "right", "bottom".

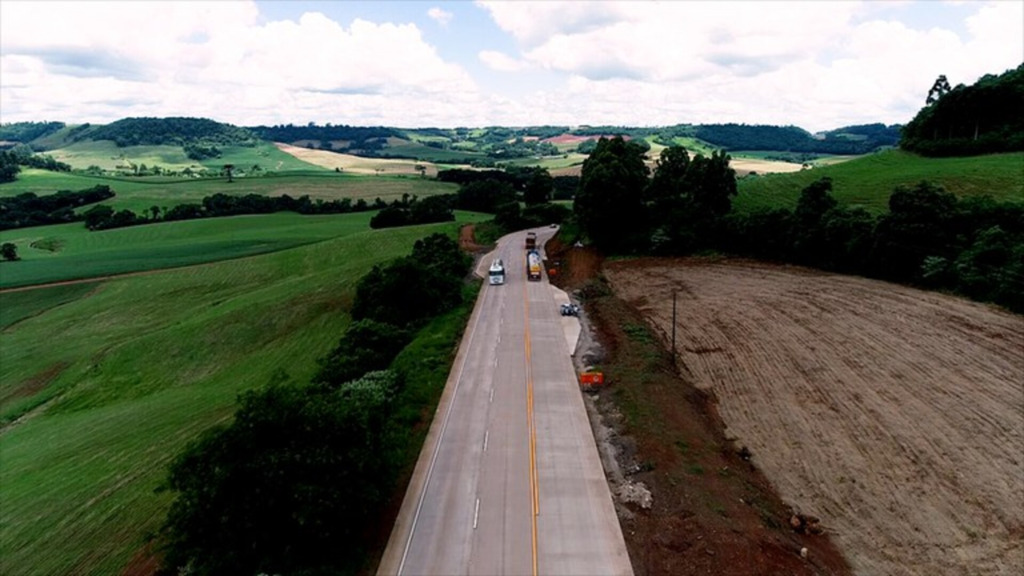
[{"left": 526, "top": 249, "right": 542, "bottom": 281}]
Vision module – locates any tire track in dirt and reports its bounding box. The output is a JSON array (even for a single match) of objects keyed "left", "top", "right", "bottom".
[{"left": 605, "top": 258, "right": 1024, "bottom": 576}]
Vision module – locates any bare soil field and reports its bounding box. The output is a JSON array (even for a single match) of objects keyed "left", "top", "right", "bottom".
[
  {"left": 729, "top": 157, "right": 806, "bottom": 175},
  {"left": 274, "top": 143, "right": 439, "bottom": 176},
  {"left": 604, "top": 258, "right": 1024, "bottom": 576}
]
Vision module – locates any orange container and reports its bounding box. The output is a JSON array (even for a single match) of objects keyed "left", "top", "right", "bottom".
[{"left": 579, "top": 371, "right": 605, "bottom": 388}]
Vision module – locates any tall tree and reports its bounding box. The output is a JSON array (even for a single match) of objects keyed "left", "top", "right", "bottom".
[
  {"left": 161, "top": 376, "right": 400, "bottom": 575},
  {"left": 926, "top": 74, "right": 952, "bottom": 105},
  {"left": 793, "top": 177, "right": 839, "bottom": 267},
  {"left": 574, "top": 136, "right": 650, "bottom": 253},
  {"left": 523, "top": 168, "right": 553, "bottom": 206},
  {"left": 644, "top": 146, "right": 737, "bottom": 253},
  {"left": 872, "top": 181, "right": 958, "bottom": 281}
]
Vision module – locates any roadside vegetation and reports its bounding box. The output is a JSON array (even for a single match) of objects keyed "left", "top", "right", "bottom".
[
  {"left": 570, "top": 135, "right": 1022, "bottom": 313},
  {"left": 158, "top": 233, "right": 475, "bottom": 575},
  {"left": 0, "top": 217, "right": 478, "bottom": 576}
]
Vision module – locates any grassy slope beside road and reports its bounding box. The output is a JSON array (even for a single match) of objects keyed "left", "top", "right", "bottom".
[
  {"left": 0, "top": 215, "right": 479, "bottom": 576},
  {"left": 735, "top": 150, "right": 1024, "bottom": 213}
]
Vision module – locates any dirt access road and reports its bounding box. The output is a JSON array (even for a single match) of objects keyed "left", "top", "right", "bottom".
[{"left": 604, "top": 258, "right": 1023, "bottom": 576}]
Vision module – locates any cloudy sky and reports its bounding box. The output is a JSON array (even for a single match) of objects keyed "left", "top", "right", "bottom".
[{"left": 1, "top": 1, "right": 1021, "bottom": 132}]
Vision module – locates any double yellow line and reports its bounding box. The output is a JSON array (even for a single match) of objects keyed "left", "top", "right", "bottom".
[{"left": 523, "top": 270, "right": 539, "bottom": 576}]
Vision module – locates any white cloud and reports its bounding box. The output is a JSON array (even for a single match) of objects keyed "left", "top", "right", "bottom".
[
  {"left": 0, "top": 0, "right": 1020, "bottom": 130},
  {"left": 428, "top": 7, "right": 454, "bottom": 26},
  {"left": 479, "top": 50, "right": 527, "bottom": 72},
  {"left": 0, "top": 1, "right": 479, "bottom": 126},
  {"left": 477, "top": 0, "right": 1024, "bottom": 131}
]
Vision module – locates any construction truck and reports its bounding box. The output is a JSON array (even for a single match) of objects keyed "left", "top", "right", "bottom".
[
  {"left": 527, "top": 249, "right": 542, "bottom": 281},
  {"left": 525, "top": 232, "right": 537, "bottom": 250}
]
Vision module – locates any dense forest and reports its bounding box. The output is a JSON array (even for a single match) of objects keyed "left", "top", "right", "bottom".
[
  {"left": 0, "top": 121, "right": 66, "bottom": 143},
  {"left": 84, "top": 117, "right": 260, "bottom": 149},
  {"left": 901, "top": 64, "right": 1024, "bottom": 156},
  {"left": 694, "top": 123, "right": 901, "bottom": 154}
]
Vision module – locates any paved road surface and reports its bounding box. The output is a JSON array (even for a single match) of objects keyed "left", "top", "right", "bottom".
[{"left": 378, "top": 228, "right": 632, "bottom": 576}]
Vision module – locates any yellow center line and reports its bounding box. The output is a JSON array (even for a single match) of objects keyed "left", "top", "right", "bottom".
[{"left": 523, "top": 265, "right": 539, "bottom": 576}]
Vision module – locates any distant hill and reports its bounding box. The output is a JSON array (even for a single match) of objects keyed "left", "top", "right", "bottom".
[
  {"left": 693, "top": 123, "right": 900, "bottom": 154},
  {"left": 901, "top": 64, "right": 1024, "bottom": 156},
  {"left": 248, "top": 123, "right": 399, "bottom": 153},
  {"left": 0, "top": 121, "right": 66, "bottom": 145},
  {"left": 735, "top": 149, "right": 1024, "bottom": 214},
  {"left": 3, "top": 117, "right": 903, "bottom": 168},
  {"left": 85, "top": 117, "right": 259, "bottom": 148}
]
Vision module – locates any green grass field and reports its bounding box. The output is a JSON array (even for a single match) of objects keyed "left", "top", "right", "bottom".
[
  {"left": 47, "top": 140, "right": 321, "bottom": 174},
  {"left": 1, "top": 169, "right": 460, "bottom": 212},
  {"left": 0, "top": 212, "right": 484, "bottom": 575},
  {"left": 384, "top": 137, "right": 487, "bottom": 162},
  {"left": 0, "top": 210, "right": 486, "bottom": 289},
  {"left": 502, "top": 153, "right": 588, "bottom": 171},
  {"left": 734, "top": 149, "right": 1024, "bottom": 213}
]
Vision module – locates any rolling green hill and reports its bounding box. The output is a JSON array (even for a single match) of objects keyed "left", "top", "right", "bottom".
[
  {"left": 0, "top": 213, "right": 482, "bottom": 575},
  {"left": 734, "top": 149, "right": 1024, "bottom": 214},
  {"left": 43, "top": 140, "right": 321, "bottom": 174}
]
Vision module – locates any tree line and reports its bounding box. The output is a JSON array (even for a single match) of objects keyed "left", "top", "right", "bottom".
[
  {"left": 369, "top": 194, "right": 455, "bottom": 228},
  {"left": 0, "top": 145, "right": 72, "bottom": 183},
  {"left": 695, "top": 123, "right": 900, "bottom": 154},
  {"left": 901, "top": 64, "right": 1024, "bottom": 157},
  {"left": 723, "top": 179, "right": 1023, "bottom": 312},
  {"left": 248, "top": 123, "right": 399, "bottom": 146},
  {"left": 573, "top": 136, "right": 1023, "bottom": 313},
  {"left": 81, "top": 192, "right": 392, "bottom": 231},
  {"left": 160, "top": 233, "right": 472, "bottom": 575},
  {"left": 0, "top": 185, "right": 114, "bottom": 230}
]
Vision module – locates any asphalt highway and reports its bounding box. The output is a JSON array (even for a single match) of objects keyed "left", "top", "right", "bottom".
[{"left": 378, "top": 228, "right": 632, "bottom": 576}]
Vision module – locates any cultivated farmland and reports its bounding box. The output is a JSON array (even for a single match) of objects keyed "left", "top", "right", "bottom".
[
  {"left": 0, "top": 215, "right": 481, "bottom": 575},
  {"left": 604, "top": 258, "right": 1024, "bottom": 576},
  {"left": 0, "top": 169, "right": 458, "bottom": 213},
  {"left": 275, "top": 142, "right": 442, "bottom": 176},
  {"left": 0, "top": 213, "right": 374, "bottom": 289}
]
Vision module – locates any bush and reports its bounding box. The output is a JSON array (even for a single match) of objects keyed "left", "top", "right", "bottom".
[
  {"left": 351, "top": 233, "right": 470, "bottom": 327},
  {"left": 162, "top": 374, "right": 401, "bottom": 576},
  {"left": 315, "top": 320, "right": 412, "bottom": 388}
]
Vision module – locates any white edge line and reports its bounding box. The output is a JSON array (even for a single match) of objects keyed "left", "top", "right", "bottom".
[{"left": 396, "top": 280, "right": 487, "bottom": 575}]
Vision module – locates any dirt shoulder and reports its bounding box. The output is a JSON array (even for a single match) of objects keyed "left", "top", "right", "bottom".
[
  {"left": 604, "top": 256, "right": 1023, "bottom": 576},
  {"left": 546, "top": 240, "right": 850, "bottom": 575}
]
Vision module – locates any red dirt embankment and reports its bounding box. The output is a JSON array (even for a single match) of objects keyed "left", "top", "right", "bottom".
[{"left": 547, "top": 242, "right": 851, "bottom": 575}]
